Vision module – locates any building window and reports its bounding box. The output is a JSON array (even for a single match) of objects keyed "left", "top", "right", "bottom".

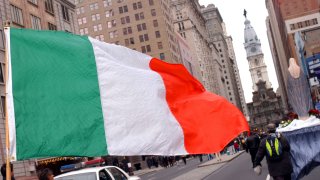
[
  {"left": 135, "top": 12, "right": 144, "bottom": 21},
  {"left": 157, "top": 42, "right": 163, "bottom": 49},
  {"left": 90, "top": 3, "right": 99, "bottom": 10},
  {"left": 127, "top": 27, "right": 132, "bottom": 34},
  {"left": 78, "top": 17, "right": 87, "bottom": 25},
  {"left": 160, "top": 53, "right": 165, "bottom": 60},
  {"left": 98, "top": 24, "right": 102, "bottom": 31},
  {"left": 139, "top": 34, "right": 149, "bottom": 42},
  {"left": 133, "top": 2, "right": 142, "bottom": 10},
  {"left": 312, "top": 18, "right": 318, "bottom": 25},
  {"left": 31, "top": 15, "right": 41, "bottom": 30},
  {"left": 109, "top": 30, "right": 118, "bottom": 39},
  {"left": 92, "top": 14, "right": 100, "bottom": 21},
  {"left": 48, "top": 23, "right": 57, "bottom": 30},
  {"left": 10, "top": 5, "right": 24, "bottom": 26},
  {"left": 28, "top": 0, "right": 38, "bottom": 5},
  {"left": 290, "top": 24, "right": 295, "bottom": 30},
  {"left": 153, "top": 20, "right": 158, "bottom": 27},
  {"left": 106, "top": 10, "right": 114, "bottom": 17},
  {"left": 123, "top": 27, "right": 132, "bottom": 35},
  {"left": 155, "top": 31, "right": 160, "bottom": 38},
  {"left": 257, "top": 70, "right": 262, "bottom": 78},
  {"left": 305, "top": 20, "right": 310, "bottom": 26},
  {"left": 141, "top": 46, "right": 146, "bottom": 53},
  {"left": 137, "top": 23, "right": 146, "bottom": 31},
  {"left": 61, "top": 5, "right": 70, "bottom": 22},
  {"left": 121, "top": 16, "right": 130, "bottom": 24},
  {"left": 1, "top": 96, "right": 5, "bottom": 117},
  {"left": 119, "top": 5, "right": 128, "bottom": 14},
  {"left": 94, "top": 24, "right": 102, "bottom": 31},
  {"left": 151, "top": 9, "right": 156, "bottom": 16},
  {"left": 45, "top": 0, "right": 54, "bottom": 14},
  {"left": 103, "top": 0, "right": 112, "bottom": 7},
  {"left": 125, "top": 39, "right": 129, "bottom": 46},
  {"left": 0, "top": 63, "right": 4, "bottom": 83},
  {"left": 141, "top": 45, "right": 151, "bottom": 53},
  {"left": 149, "top": 0, "right": 154, "bottom": 5},
  {"left": 0, "top": 30, "right": 4, "bottom": 49},
  {"left": 107, "top": 20, "right": 116, "bottom": 28},
  {"left": 130, "top": 37, "right": 134, "bottom": 44},
  {"left": 146, "top": 45, "right": 151, "bottom": 52}
]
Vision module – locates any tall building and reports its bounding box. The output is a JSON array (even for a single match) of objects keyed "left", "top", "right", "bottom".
[
  {"left": 244, "top": 15, "right": 284, "bottom": 130},
  {"left": 265, "top": 0, "right": 320, "bottom": 112},
  {"left": 244, "top": 17, "right": 272, "bottom": 91},
  {"left": 201, "top": 4, "right": 247, "bottom": 114},
  {"left": 170, "top": 0, "right": 223, "bottom": 94},
  {"left": 9, "top": 0, "right": 78, "bottom": 32},
  {"left": 75, "top": 0, "right": 181, "bottom": 64},
  {"left": 225, "top": 35, "right": 249, "bottom": 118},
  {"left": 0, "top": 0, "right": 78, "bottom": 178}
]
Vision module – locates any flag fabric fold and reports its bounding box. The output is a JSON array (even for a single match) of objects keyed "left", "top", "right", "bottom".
[{"left": 5, "top": 28, "right": 249, "bottom": 161}]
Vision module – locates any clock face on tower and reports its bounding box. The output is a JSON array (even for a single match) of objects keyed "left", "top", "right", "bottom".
[{"left": 251, "top": 47, "right": 257, "bottom": 53}]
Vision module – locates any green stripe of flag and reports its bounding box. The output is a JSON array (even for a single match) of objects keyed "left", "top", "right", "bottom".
[{"left": 10, "top": 28, "right": 107, "bottom": 159}]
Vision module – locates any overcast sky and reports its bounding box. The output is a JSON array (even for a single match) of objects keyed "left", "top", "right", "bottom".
[{"left": 199, "top": 0, "right": 279, "bottom": 103}]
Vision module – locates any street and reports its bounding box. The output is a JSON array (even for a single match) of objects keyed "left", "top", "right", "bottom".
[{"left": 139, "top": 153, "right": 320, "bottom": 180}]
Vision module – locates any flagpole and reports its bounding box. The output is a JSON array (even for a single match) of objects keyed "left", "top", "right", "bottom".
[{"left": 4, "top": 21, "right": 11, "bottom": 180}]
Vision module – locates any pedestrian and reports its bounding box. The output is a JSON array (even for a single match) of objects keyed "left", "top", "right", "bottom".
[
  {"left": 198, "top": 154, "right": 203, "bottom": 162},
  {"left": 146, "top": 157, "right": 152, "bottom": 169},
  {"left": 112, "top": 157, "right": 119, "bottom": 167},
  {"left": 121, "top": 157, "right": 129, "bottom": 172},
  {"left": 38, "top": 168, "right": 54, "bottom": 180},
  {"left": 1, "top": 163, "right": 15, "bottom": 180},
  {"left": 245, "top": 130, "right": 261, "bottom": 167},
  {"left": 182, "top": 156, "right": 187, "bottom": 165},
  {"left": 234, "top": 140, "right": 239, "bottom": 153},
  {"left": 215, "top": 152, "right": 222, "bottom": 162},
  {"left": 254, "top": 123, "right": 293, "bottom": 180}
]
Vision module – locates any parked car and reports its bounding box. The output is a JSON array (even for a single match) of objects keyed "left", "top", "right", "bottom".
[{"left": 54, "top": 166, "right": 140, "bottom": 180}]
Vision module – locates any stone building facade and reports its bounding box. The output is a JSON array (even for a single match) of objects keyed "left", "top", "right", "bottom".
[
  {"left": 247, "top": 81, "right": 284, "bottom": 130},
  {"left": 75, "top": 0, "right": 181, "bottom": 64},
  {"left": 170, "top": 0, "right": 223, "bottom": 95},
  {"left": 201, "top": 4, "right": 247, "bottom": 114}
]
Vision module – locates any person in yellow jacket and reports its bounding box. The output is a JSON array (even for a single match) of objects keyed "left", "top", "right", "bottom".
[{"left": 254, "top": 123, "right": 293, "bottom": 180}]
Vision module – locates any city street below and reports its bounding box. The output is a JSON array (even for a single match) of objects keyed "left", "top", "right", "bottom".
[{"left": 139, "top": 153, "right": 320, "bottom": 180}]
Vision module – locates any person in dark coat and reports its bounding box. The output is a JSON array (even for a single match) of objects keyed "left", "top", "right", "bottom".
[
  {"left": 245, "top": 131, "right": 261, "bottom": 167},
  {"left": 1, "top": 163, "right": 15, "bottom": 180},
  {"left": 38, "top": 168, "right": 54, "bottom": 180},
  {"left": 254, "top": 123, "right": 293, "bottom": 180}
]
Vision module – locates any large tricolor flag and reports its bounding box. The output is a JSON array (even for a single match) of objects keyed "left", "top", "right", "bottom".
[{"left": 5, "top": 28, "right": 249, "bottom": 161}]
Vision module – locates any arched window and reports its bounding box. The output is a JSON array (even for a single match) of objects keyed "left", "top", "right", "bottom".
[
  {"left": 257, "top": 70, "right": 262, "bottom": 78},
  {"left": 255, "top": 59, "right": 259, "bottom": 65}
]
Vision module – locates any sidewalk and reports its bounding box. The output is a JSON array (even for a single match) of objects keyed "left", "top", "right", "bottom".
[
  {"left": 173, "top": 151, "right": 245, "bottom": 180},
  {"left": 198, "top": 150, "right": 245, "bottom": 167}
]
